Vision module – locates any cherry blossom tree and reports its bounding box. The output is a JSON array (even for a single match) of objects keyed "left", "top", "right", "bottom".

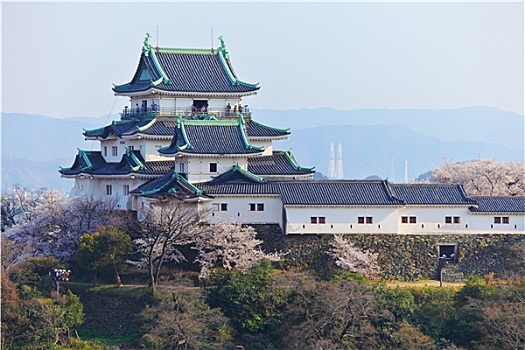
[
  {"left": 1, "top": 236, "right": 34, "bottom": 274},
  {"left": 193, "top": 222, "right": 281, "bottom": 278},
  {"left": 329, "top": 235, "right": 381, "bottom": 279},
  {"left": 430, "top": 158, "right": 525, "bottom": 196},
  {"left": 128, "top": 198, "right": 203, "bottom": 293},
  {"left": 1, "top": 187, "right": 62, "bottom": 231},
  {"left": 3, "top": 193, "right": 125, "bottom": 261}
]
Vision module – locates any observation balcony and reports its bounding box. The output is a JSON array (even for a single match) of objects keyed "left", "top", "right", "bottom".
[{"left": 121, "top": 106, "right": 252, "bottom": 120}]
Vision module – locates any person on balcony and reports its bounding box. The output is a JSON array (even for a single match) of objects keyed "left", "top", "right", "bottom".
[
  {"left": 239, "top": 104, "right": 244, "bottom": 113},
  {"left": 226, "top": 103, "right": 231, "bottom": 115}
]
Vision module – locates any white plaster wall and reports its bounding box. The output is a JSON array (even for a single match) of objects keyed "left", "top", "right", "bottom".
[
  {"left": 397, "top": 207, "right": 472, "bottom": 234},
  {"left": 249, "top": 140, "right": 272, "bottom": 156},
  {"left": 99, "top": 139, "right": 169, "bottom": 162},
  {"left": 100, "top": 139, "right": 126, "bottom": 162},
  {"left": 469, "top": 214, "right": 525, "bottom": 233},
  {"left": 177, "top": 98, "right": 193, "bottom": 110},
  {"left": 187, "top": 157, "right": 248, "bottom": 183},
  {"left": 208, "top": 99, "right": 225, "bottom": 109},
  {"left": 285, "top": 207, "right": 399, "bottom": 234},
  {"left": 201, "top": 196, "right": 283, "bottom": 227},
  {"left": 143, "top": 139, "right": 171, "bottom": 161},
  {"left": 70, "top": 177, "right": 149, "bottom": 210},
  {"left": 158, "top": 97, "right": 175, "bottom": 109}
]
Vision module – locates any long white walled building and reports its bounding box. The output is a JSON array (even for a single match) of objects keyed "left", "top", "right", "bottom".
[{"left": 60, "top": 35, "right": 525, "bottom": 234}]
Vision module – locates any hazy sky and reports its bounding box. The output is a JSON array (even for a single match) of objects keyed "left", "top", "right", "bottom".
[{"left": 2, "top": 2, "right": 524, "bottom": 118}]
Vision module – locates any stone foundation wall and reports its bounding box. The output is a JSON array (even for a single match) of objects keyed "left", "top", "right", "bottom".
[{"left": 252, "top": 225, "right": 524, "bottom": 281}]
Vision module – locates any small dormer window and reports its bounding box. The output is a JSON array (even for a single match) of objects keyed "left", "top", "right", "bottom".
[{"left": 210, "top": 163, "right": 218, "bottom": 172}]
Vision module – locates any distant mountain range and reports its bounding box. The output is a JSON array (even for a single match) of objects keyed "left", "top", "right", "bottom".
[{"left": 1, "top": 107, "right": 523, "bottom": 192}]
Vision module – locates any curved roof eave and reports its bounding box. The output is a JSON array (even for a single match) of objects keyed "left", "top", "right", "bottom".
[{"left": 113, "top": 87, "right": 259, "bottom": 97}]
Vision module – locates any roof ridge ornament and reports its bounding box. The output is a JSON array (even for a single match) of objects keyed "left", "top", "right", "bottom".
[
  {"left": 143, "top": 33, "right": 152, "bottom": 56},
  {"left": 218, "top": 35, "right": 228, "bottom": 58}
]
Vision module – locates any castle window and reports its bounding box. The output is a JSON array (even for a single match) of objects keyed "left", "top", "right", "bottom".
[
  {"left": 220, "top": 203, "right": 228, "bottom": 211},
  {"left": 357, "top": 217, "right": 373, "bottom": 224},
  {"left": 104, "top": 146, "right": 108, "bottom": 157},
  {"left": 249, "top": 203, "right": 265, "bottom": 211},
  {"left": 311, "top": 217, "right": 318, "bottom": 224},
  {"left": 445, "top": 216, "right": 452, "bottom": 224},
  {"left": 106, "top": 185, "right": 112, "bottom": 196},
  {"left": 129, "top": 145, "right": 134, "bottom": 151},
  {"left": 123, "top": 185, "right": 129, "bottom": 196},
  {"left": 502, "top": 217, "right": 509, "bottom": 224},
  {"left": 112, "top": 146, "right": 118, "bottom": 157},
  {"left": 454, "top": 216, "right": 460, "bottom": 224},
  {"left": 401, "top": 216, "right": 408, "bottom": 224},
  {"left": 494, "top": 217, "right": 501, "bottom": 224},
  {"left": 318, "top": 217, "right": 326, "bottom": 224},
  {"left": 409, "top": 216, "right": 417, "bottom": 224},
  {"left": 120, "top": 141, "right": 125, "bottom": 145},
  {"left": 210, "top": 163, "right": 218, "bottom": 172}
]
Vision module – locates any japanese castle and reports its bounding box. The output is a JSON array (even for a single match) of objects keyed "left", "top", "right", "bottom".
[{"left": 60, "top": 35, "right": 525, "bottom": 235}]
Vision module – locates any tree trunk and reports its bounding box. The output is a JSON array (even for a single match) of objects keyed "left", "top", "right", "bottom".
[
  {"left": 115, "top": 266, "right": 122, "bottom": 287},
  {"left": 149, "top": 259, "right": 157, "bottom": 293}
]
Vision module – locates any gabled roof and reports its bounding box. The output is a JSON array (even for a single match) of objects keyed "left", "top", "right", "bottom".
[
  {"left": 248, "top": 150, "right": 314, "bottom": 177},
  {"left": 245, "top": 119, "right": 290, "bottom": 139},
  {"left": 84, "top": 118, "right": 177, "bottom": 140},
  {"left": 469, "top": 196, "right": 525, "bottom": 213},
  {"left": 59, "top": 149, "right": 173, "bottom": 176},
  {"left": 279, "top": 180, "right": 404, "bottom": 206},
  {"left": 59, "top": 149, "right": 106, "bottom": 175},
  {"left": 208, "top": 165, "right": 265, "bottom": 184},
  {"left": 113, "top": 34, "right": 259, "bottom": 95},
  {"left": 130, "top": 168, "right": 205, "bottom": 199},
  {"left": 158, "top": 118, "right": 263, "bottom": 156},
  {"left": 390, "top": 184, "right": 476, "bottom": 205}
]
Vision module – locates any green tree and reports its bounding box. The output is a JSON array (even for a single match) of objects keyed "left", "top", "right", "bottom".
[
  {"left": 75, "top": 226, "right": 132, "bottom": 286},
  {"left": 206, "top": 260, "right": 287, "bottom": 333},
  {"left": 9, "top": 256, "right": 61, "bottom": 292},
  {"left": 376, "top": 286, "right": 416, "bottom": 322},
  {"left": 410, "top": 287, "right": 457, "bottom": 342},
  {"left": 2, "top": 281, "right": 84, "bottom": 350}
]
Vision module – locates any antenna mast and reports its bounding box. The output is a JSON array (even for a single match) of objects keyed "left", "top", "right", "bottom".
[{"left": 329, "top": 143, "right": 335, "bottom": 179}]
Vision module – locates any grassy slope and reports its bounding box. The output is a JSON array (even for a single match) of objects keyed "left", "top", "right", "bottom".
[{"left": 67, "top": 284, "right": 150, "bottom": 346}]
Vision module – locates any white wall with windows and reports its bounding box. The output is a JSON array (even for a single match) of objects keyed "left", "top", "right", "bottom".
[
  {"left": 284, "top": 206, "right": 399, "bottom": 234},
  {"left": 397, "top": 207, "right": 472, "bottom": 234},
  {"left": 201, "top": 196, "right": 283, "bottom": 227},
  {"left": 469, "top": 213, "right": 524, "bottom": 233},
  {"left": 186, "top": 157, "right": 249, "bottom": 183}
]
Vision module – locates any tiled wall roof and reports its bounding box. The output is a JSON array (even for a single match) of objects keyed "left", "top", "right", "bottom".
[
  {"left": 390, "top": 184, "right": 476, "bottom": 205},
  {"left": 469, "top": 196, "right": 525, "bottom": 213}
]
